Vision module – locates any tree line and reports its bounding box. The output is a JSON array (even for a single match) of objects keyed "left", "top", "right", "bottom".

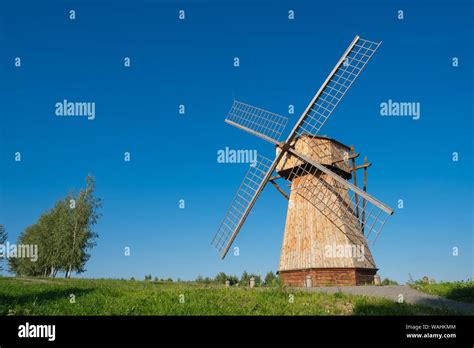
[
  {"left": 142, "top": 271, "right": 282, "bottom": 287},
  {"left": 7, "top": 175, "right": 101, "bottom": 278},
  {"left": 0, "top": 224, "right": 7, "bottom": 272}
]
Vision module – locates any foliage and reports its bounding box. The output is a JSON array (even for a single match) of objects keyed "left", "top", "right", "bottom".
[
  {"left": 0, "top": 225, "right": 7, "bottom": 271},
  {"left": 196, "top": 271, "right": 280, "bottom": 287},
  {"left": 214, "top": 272, "right": 238, "bottom": 285},
  {"left": 240, "top": 271, "right": 250, "bottom": 285},
  {"left": 195, "top": 275, "right": 212, "bottom": 284},
  {"left": 381, "top": 278, "right": 398, "bottom": 286},
  {"left": 410, "top": 280, "right": 474, "bottom": 304},
  {"left": 264, "top": 271, "right": 281, "bottom": 287},
  {"left": 8, "top": 175, "right": 101, "bottom": 278}
]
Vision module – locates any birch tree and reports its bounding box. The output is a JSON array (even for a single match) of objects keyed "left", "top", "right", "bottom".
[
  {"left": 8, "top": 175, "right": 101, "bottom": 277},
  {"left": 0, "top": 225, "right": 7, "bottom": 271}
]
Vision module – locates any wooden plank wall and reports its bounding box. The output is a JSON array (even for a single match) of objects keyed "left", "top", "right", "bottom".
[
  {"left": 277, "top": 136, "right": 377, "bottom": 275},
  {"left": 279, "top": 268, "right": 377, "bottom": 287},
  {"left": 276, "top": 135, "right": 352, "bottom": 174}
]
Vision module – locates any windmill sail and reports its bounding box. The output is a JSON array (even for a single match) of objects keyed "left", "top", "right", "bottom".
[
  {"left": 285, "top": 36, "right": 381, "bottom": 148},
  {"left": 211, "top": 154, "right": 276, "bottom": 258},
  {"left": 225, "top": 100, "right": 288, "bottom": 145}
]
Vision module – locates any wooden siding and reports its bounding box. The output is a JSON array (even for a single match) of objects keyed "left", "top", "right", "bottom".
[
  {"left": 279, "top": 268, "right": 377, "bottom": 287},
  {"left": 277, "top": 136, "right": 377, "bottom": 274},
  {"left": 276, "top": 135, "right": 352, "bottom": 175}
]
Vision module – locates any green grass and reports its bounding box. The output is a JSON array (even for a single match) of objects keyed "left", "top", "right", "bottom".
[
  {"left": 0, "top": 277, "right": 460, "bottom": 316},
  {"left": 410, "top": 280, "right": 474, "bottom": 304}
]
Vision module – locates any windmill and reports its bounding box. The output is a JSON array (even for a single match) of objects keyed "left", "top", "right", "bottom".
[{"left": 211, "top": 35, "right": 394, "bottom": 286}]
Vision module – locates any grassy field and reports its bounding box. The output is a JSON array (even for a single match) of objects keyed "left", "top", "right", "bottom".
[
  {"left": 0, "top": 277, "right": 461, "bottom": 315},
  {"left": 410, "top": 280, "right": 474, "bottom": 304}
]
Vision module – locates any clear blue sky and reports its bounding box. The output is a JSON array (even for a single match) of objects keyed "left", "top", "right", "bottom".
[{"left": 0, "top": 0, "right": 472, "bottom": 283}]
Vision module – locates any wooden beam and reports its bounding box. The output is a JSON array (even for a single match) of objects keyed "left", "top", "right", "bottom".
[
  {"left": 225, "top": 119, "right": 280, "bottom": 145},
  {"left": 269, "top": 179, "right": 289, "bottom": 200},
  {"left": 350, "top": 162, "right": 372, "bottom": 171},
  {"left": 350, "top": 145, "right": 360, "bottom": 219},
  {"left": 362, "top": 156, "right": 368, "bottom": 235},
  {"left": 331, "top": 152, "right": 359, "bottom": 165}
]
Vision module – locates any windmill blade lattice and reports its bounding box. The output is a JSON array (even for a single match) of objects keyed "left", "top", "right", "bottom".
[
  {"left": 225, "top": 100, "right": 288, "bottom": 144},
  {"left": 211, "top": 154, "right": 275, "bottom": 257},
  {"left": 289, "top": 37, "right": 381, "bottom": 146}
]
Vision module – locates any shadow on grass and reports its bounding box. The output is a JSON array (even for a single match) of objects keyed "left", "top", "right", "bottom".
[
  {"left": 0, "top": 287, "right": 93, "bottom": 309},
  {"left": 444, "top": 286, "right": 474, "bottom": 304}
]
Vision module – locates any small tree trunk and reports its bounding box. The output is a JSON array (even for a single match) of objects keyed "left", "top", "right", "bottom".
[{"left": 68, "top": 213, "right": 80, "bottom": 280}]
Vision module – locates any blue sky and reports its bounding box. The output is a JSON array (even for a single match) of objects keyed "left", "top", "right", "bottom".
[{"left": 0, "top": 0, "right": 472, "bottom": 282}]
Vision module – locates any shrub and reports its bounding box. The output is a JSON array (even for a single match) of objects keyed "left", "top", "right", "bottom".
[{"left": 381, "top": 278, "right": 398, "bottom": 286}]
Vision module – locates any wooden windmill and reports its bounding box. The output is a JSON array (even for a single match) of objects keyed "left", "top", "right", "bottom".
[{"left": 211, "top": 35, "right": 394, "bottom": 286}]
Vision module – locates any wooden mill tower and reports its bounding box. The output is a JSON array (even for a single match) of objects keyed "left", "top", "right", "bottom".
[{"left": 276, "top": 135, "right": 377, "bottom": 286}]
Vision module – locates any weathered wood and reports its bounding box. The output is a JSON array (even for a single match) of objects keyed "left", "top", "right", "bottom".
[
  {"left": 350, "top": 146, "right": 360, "bottom": 219},
  {"left": 269, "top": 179, "right": 289, "bottom": 200},
  {"left": 362, "top": 156, "right": 368, "bottom": 235},
  {"left": 287, "top": 146, "right": 393, "bottom": 215},
  {"left": 332, "top": 152, "right": 359, "bottom": 165},
  {"left": 276, "top": 135, "right": 352, "bottom": 175},
  {"left": 278, "top": 137, "right": 377, "bottom": 284},
  {"left": 351, "top": 162, "right": 372, "bottom": 171},
  {"left": 279, "top": 268, "right": 377, "bottom": 286}
]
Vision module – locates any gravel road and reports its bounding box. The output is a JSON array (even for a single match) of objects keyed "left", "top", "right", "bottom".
[{"left": 298, "top": 285, "right": 474, "bottom": 314}]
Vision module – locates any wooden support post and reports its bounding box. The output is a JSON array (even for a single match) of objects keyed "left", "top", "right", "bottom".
[
  {"left": 269, "top": 179, "right": 289, "bottom": 200},
  {"left": 362, "top": 156, "right": 368, "bottom": 235},
  {"left": 350, "top": 145, "right": 360, "bottom": 219}
]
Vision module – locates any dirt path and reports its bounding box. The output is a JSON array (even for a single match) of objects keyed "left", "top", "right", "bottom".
[{"left": 300, "top": 285, "right": 474, "bottom": 314}]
